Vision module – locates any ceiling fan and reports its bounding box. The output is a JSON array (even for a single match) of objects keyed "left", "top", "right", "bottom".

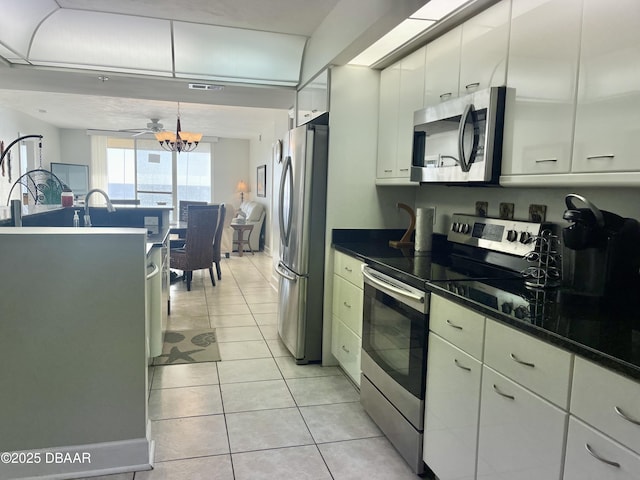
[{"left": 118, "top": 118, "right": 165, "bottom": 137}]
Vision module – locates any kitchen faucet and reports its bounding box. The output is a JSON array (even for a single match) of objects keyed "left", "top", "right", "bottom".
[{"left": 84, "top": 188, "right": 116, "bottom": 227}]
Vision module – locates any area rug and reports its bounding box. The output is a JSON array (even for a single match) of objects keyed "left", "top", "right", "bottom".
[{"left": 153, "top": 329, "right": 221, "bottom": 365}]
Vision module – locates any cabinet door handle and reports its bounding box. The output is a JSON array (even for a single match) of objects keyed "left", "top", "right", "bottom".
[
  {"left": 341, "top": 345, "right": 350, "bottom": 354},
  {"left": 585, "top": 443, "right": 621, "bottom": 468},
  {"left": 446, "top": 319, "right": 463, "bottom": 330},
  {"left": 493, "top": 384, "right": 515, "bottom": 400},
  {"left": 614, "top": 406, "right": 640, "bottom": 426},
  {"left": 465, "top": 82, "right": 480, "bottom": 90},
  {"left": 510, "top": 352, "right": 535, "bottom": 368},
  {"left": 344, "top": 266, "right": 353, "bottom": 273},
  {"left": 534, "top": 158, "right": 558, "bottom": 163},
  {"left": 343, "top": 301, "right": 352, "bottom": 308},
  {"left": 454, "top": 358, "right": 471, "bottom": 371},
  {"left": 384, "top": 169, "right": 393, "bottom": 173},
  {"left": 439, "top": 92, "right": 452, "bottom": 100},
  {"left": 586, "top": 154, "right": 615, "bottom": 160},
  {"left": 399, "top": 168, "right": 409, "bottom": 172}
]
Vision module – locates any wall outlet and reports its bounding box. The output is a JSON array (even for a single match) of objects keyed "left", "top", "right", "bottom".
[
  {"left": 529, "top": 204, "right": 547, "bottom": 223},
  {"left": 499, "top": 202, "right": 514, "bottom": 220},
  {"left": 475, "top": 201, "right": 488, "bottom": 217}
]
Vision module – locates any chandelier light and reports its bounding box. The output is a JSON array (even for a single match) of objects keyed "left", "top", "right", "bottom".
[{"left": 155, "top": 103, "right": 203, "bottom": 153}]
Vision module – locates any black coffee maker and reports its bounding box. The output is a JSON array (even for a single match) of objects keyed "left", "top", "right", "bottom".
[{"left": 562, "top": 194, "right": 640, "bottom": 296}]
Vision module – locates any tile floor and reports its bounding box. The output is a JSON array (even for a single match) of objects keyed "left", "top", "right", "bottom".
[{"left": 79, "top": 253, "right": 420, "bottom": 480}]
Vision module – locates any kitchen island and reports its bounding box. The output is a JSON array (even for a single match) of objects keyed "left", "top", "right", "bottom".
[{"left": 0, "top": 227, "right": 154, "bottom": 479}]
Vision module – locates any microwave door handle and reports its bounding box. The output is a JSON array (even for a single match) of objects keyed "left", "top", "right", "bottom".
[{"left": 458, "top": 103, "right": 479, "bottom": 173}]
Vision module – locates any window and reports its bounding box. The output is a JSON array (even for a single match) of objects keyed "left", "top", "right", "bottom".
[{"left": 106, "top": 137, "right": 211, "bottom": 212}]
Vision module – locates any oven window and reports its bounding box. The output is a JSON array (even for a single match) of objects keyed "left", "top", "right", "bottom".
[{"left": 362, "top": 284, "right": 428, "bottom": 399}]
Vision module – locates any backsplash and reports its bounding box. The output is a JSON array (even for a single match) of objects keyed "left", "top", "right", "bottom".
[{"left": 415, "top": 184, "right": 640, "bottom": 234}]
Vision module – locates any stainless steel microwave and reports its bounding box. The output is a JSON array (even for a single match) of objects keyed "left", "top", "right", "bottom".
[{"left": 411, "top": 86, "right": 512, "bottom": 184}]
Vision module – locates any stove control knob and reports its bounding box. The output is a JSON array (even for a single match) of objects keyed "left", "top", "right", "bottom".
[
  {"left": 461, "top": 223, "right": 470, "bottom": 234},
  {"left": 514, "top": 305, "right": 529, "bottom": 320},
  {"left": 519, "top": 231, "right": 532, "bottom": 244},
  {"left": 501, "top": 302, "right": 513, "bottom": 314},
  {"left": 451, "top": 222, "right": 458, "bottom": 232},
  {"left": 507, "top": 230, "right": 518, "bottom": 242}
]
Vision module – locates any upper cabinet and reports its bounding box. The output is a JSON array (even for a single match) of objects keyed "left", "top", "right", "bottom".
[
  {"left": 458, "top": 0, "right": 510, "bottom": 95},
  {"left": 297, "top": 69, "right": 329, "bottom": 126},
  {"left": 571, "top": 0, "right": 640, "bottom": 173},
  {"left": 376, "top": 46, "right": 425, "bottom": 185},
  {"left": 502, "top": 0, "right": 582, "bottom": 175},
  {"left": 424, "top": 0, "right": 510, "bottom": 107},
  {"left": 423, "top": 26, "right": 461, "bottom": 106}
]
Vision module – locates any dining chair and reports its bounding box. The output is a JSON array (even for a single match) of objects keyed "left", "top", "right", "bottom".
[
  {"left": 212, "top": 203, "right": 227, "bottom": 282},
  {"left": 178, "top": 200, "right": 208, "bottom": 222},
  {"left": 170, "top": 205, "right": 219, "bottom": 291}
]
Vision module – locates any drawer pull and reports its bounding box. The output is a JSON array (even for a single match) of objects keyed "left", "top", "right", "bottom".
[
  {"left": 341, "top": 345, "right": 350, "bottom": 354},
  {"left": 344, "top": 266, "right": 353, "bottom": 273},
  {"left": 446, "top": 319, "right": 463, "bottom": 330},
  {"left": 384, "top": 169, "right": 393, "bottom": 173},
  {"left": 465, "top": 82, "right": 480, "bottom": 90},
  {"left": 440, "top": 92, "right": 452, "bottom": 100},
  {"left": 343, "top": 301, "right": 352, "bottom": 309},
  {"left": 510, "top": 352, "right": 535, "bottom": 368},
  {"left": 585, "top": 443, "right": 621, "bottom": 468},
  {"left": 586, "top": 154, "right": 615, "bottom": 160},
  {"left": 493, "top": 384, "right": 515, "bottom": 400},
  {"left": 454, "top": 358, "right": 471, "bottom": 371},
  {"left": 534, "top": 158, "right": 558, "bottom": 163},
  {"left": 614, "top": 406, "right": 640, "bottom": 426}
]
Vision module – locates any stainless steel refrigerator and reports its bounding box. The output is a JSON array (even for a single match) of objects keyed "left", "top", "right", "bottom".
[{"left": 276, "top": 119, "right": 329, "bottom": 364}]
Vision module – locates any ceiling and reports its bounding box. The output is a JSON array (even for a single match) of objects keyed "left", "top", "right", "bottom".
[{"left": 0, "top": 0, "right": 343, "bottom": 139}]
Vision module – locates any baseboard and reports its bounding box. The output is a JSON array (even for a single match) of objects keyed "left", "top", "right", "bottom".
[{"left": 1, "top": 428, "right": 154, "bottom": 480}]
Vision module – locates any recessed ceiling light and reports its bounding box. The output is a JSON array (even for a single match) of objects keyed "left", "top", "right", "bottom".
[
  {"left": 97, "top": 75, "right": 109, "bottom": 82},
  {"left": 188, "top": 83, "right": 225, "bottom": 91}
]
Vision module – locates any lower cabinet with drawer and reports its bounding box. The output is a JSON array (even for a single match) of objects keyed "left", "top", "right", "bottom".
[
  {"left": 331, "top": 250, "right": 364, "bottom": 386},
  {"left": 424, "top": 333, "right": 482, "bottom": 480},
  {"left": 476, "top": 366, "right": 568, "bottom": 480}
]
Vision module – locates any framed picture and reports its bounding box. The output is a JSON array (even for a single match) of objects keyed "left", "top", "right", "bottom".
[{"left": 257, "top": 164, "right": 266, "bottom": 197}]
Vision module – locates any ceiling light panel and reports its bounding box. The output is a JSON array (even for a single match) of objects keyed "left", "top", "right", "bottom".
[
  {"left": 173, "top": 22, "right": 306, "bottom": 86},
  {"left": 349, "top": 18, "right": 434, "bottom": 66},
  {"left": 0, "top": 0, "right": 56, "bottom": 58},
  {"left": 29, "top": 10, "right": 173, "bottom": 74},
  {"left": 411, "top": 0, "right": 472, "bottom": 20}
]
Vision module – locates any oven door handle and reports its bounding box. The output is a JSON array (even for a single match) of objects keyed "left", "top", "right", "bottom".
[{"left": 361, "top": 265, "right": 425, "bottom": 303}]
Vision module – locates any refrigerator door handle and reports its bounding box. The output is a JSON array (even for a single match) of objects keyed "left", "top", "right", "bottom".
[
  {"left": 276, "top": 261, "right": 297, "bottom": 282},
  {"left": 279, "top": 155, "right": 293, "bottom": 247}
]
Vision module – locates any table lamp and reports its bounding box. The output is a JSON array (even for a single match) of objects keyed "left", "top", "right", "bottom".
[{"left": 236, "top": 180, "right": 250, "bottom": 203}]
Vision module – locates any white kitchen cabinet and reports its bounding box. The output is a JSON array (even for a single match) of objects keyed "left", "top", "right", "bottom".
[
  {"left": 571, "top": 0, "right": 640, "bottom": 174},
  {"left": 424, "top": 26, "right": 462, "bottom": 106},
  {"left": 331, "top": 250, "right": 364, "bottom": 385},
  {"left": 483, "top": 318, "right": 573, "bottom": 409},
  {"left": 564, "top": 416, "right": 640, "bottom": 480},
  {"left": 423, "top": 0, "right": 510, "bottom": 108},
  {"left": 501, "top": 0, "right": 582, "bottom": 175},
  {"left": 297, "top": 69, "right": 329, "bottom": 126},
  {"left": 376, "top": 62, "right": 400, "bottom": 180},
  {"left": 376, "top": 47, "right": 425, "bottom": 185},
  {"left": 571, "top": 357, "right": 640, "bottom": 455},
  {"left": 429, "top": 294, "right": 485, "bottom": 360},
  {"left": 458, "top": 0, "right": 510, "bottom": 95},
  {"left": 331, "top": 315, "right": 362, "bottom": 385},
  {"left": 424, "top": 333, "right": 482, "bottom": 480},
  {"left": 476, "top": 366, "right": 567, "bottom": 480}
]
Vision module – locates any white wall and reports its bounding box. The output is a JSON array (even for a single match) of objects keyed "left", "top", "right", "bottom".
[
  {"left": 59, "top": 128, "right": 91, "bottom": 166},
  {"left": 211, "top": 138, "right": 250, "bottom": 213},
  {"left": 0, "top": 106, "right": 62, "bottom": 204},
  {"left": 416, "top": 184, "right": 640, "bottom": 235}
]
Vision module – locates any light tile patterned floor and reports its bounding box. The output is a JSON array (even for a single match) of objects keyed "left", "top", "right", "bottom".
[{"left": 78, "top": 253, "right": 419, "bottom": 480}]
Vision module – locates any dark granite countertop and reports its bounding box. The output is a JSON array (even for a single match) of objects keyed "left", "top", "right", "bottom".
[{"left": 333, "top": 229, "right": 640, "bottom": 382}]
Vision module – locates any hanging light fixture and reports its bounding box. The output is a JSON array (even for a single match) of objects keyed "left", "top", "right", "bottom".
[{"left": 155, "top": 103, "right": 203, "bottom": 153}]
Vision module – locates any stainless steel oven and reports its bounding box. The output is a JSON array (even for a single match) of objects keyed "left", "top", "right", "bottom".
[{"left": 360, "top": 265, "right": 429, "bottom": 474}]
